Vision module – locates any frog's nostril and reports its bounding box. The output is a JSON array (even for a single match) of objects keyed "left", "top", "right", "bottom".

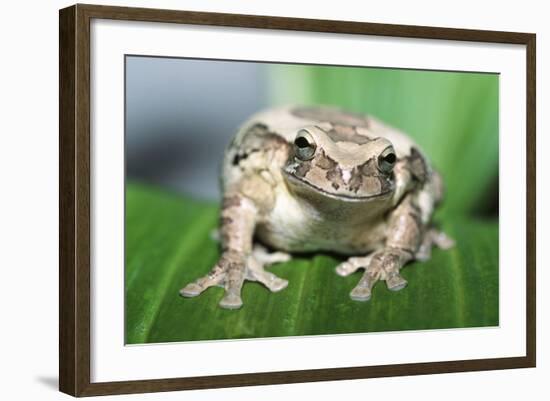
[{"left": 341, "top": 169, "right": 352, "bottom": 184}]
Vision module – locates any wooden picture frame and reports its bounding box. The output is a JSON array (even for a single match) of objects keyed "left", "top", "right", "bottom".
[{"left": 59, "top": 3, "right": 536, "bottom": 397}]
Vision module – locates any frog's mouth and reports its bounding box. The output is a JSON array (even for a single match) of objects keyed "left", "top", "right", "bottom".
[{"left": 283, "top": 170, "right": 394, "bottom": 203}]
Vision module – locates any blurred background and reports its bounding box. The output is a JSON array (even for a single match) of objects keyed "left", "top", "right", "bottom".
[{"left": 126, "top": 56, "right": 498, "bottom": 218}]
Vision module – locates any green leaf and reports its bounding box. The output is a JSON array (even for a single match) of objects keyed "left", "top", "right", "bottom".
[{"left": 126, "top": 183, "right": 498, "bottom": 344}]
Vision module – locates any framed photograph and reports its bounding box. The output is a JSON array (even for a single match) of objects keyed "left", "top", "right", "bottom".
[{"left": 59, "top": 4, "right": 536, "bottom": 397}]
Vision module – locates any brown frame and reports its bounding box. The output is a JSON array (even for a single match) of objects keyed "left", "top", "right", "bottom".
[{"left": 59, "top": 3, "right": 536, "bottom": 397}]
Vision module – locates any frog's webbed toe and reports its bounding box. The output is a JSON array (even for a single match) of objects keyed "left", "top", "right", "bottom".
[{"left": 180, "top": 245, "right": 290, "bottom": 309}]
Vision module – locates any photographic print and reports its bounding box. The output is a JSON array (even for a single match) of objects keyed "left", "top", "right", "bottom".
[
  {"left": 124, "top": 56, "right": 499, "bottom": 345},
  {"left": 59, "top": 5, "right": 535, "bottom": 395}
]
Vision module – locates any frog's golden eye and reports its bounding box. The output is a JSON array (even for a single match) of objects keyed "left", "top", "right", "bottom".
[
  {"left": 294, "top": 130, "right": 317, "bottom": 161},
  {"left": 377, "top": 147, "right": 397, "bottom": 173}
]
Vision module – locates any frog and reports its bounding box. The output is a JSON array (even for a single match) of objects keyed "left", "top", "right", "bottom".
[{"left": 180, "top": 105, "right": 454, "bottom": 309}]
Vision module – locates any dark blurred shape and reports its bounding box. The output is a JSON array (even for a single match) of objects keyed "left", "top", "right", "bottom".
[{"left": 473, "top": 176, "right": 499, "bottom": 218}]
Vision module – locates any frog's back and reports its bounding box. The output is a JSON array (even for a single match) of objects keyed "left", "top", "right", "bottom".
[{"left": 230, "top": 105, "right": 419, "bottom": 158}]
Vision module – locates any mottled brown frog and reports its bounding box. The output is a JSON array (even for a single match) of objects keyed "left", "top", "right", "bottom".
[{"left": 180, "top": 106, "right": 454, "bottom": 309}]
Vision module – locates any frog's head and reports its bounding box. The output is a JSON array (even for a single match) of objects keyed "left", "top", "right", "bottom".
[{"left": 282, "top": 125, "right": 396, "bottom": 203}]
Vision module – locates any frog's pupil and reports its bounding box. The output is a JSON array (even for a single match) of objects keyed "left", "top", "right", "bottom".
[
  {"left": 295, "top": 137, "right": 310, "bottom": 148},
  {"left": 384, "top": 153, "right": 396, "bottom": 164}
]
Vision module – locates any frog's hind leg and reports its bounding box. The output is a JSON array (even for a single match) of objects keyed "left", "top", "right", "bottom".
[
  {"left": 335, "top": 255, "right": 376, "bottom": 301},
  {"left": 335, "top": 255, "right": 373, "bottom": 277},
  {"left": 246, "top": 244, "right": 291, "bottom": 292},
  {"left": 415, "top": 228, "right": 455, "bottom": 262},
  {"left": 335, "top": 250, "right": 411, "bottom": 301}
]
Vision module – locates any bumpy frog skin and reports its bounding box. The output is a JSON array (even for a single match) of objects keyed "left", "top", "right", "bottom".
[{"left": 180, "top": 106, "right": 454, "bottom": 309}]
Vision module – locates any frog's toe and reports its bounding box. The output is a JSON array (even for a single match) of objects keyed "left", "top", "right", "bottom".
[
  {"left": 335, "top": 255, "right": 372, "bottom": 277},
  {"left": 180, "top": 273, "right": 223, "bottom": 298},
  {"left": 246, "top": 245, "right": 290, "bottom": 292},
  {"left": 415, "top": 228, "right": 455, "bottom": 262},
  {"left": 349, "top": 270, "right": 378, "bottom": 302},
  {"left": 179, "top": 283, "right": 203, "bottom": 297},
  {"left": 432, "top": 230, "right": 455, "bottom": 250},
  {"left": 262, "top": 274, "right": 289, "bottom": 292},
  {"left": 385, "top": 273, "right": 408, "bottom": 291},
  {"left": 336, "top": 261, "right": 357, "bottom": 277},
  {"left": 267, "top": 252, "right": 292, "bottom": 264},
  {"left": 350, "top": 285, "right": 371, "bottom": 301},
  {"left": 251, "top": 244, "right": 291, "bottom": 265},
  {"left": 248, "top": 266, "right": 289, "bottom": 292},
  {"left": 219, "top": 293, "right": 243, "bottom": 309}
]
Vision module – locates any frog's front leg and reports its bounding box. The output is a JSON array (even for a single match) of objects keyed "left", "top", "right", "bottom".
[
  {"left": 336, "top": 194, "right": 423, "bottom": 301},
  {"left": 180, "top": 177, "right": 288, "bottom": 309}
]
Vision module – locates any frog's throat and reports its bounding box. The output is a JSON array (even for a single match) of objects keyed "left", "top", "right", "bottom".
[{"left": 283, "top": 171, "right": 394, "bottom": 203}]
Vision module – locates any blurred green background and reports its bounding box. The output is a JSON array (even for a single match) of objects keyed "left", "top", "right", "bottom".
[{"left": 125, "top": 59, "right": 499, "bottom": 345}]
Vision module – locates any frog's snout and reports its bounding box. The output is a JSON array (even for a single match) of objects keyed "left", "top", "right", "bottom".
[{"left": 341, "top": 169, "right": 352, "bottom": 184}]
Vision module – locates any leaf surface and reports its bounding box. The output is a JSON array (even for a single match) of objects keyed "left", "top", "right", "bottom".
[{"left": 125, "top": 183, "right": 498, "bottom": 344}]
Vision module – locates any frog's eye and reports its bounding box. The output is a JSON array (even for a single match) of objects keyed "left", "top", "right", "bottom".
[
  {"left": 377, "top": 147, "right": 397, "bottom": 173},
  {"left": 294, "top": 130, "right": 317, "bottom": 161}
]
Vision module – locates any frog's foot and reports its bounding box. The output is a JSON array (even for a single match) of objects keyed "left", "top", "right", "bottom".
[
  {"left": 179, "top": 245, "right": 290, "bottom": 310},
  {"left": 415, "top": 228, "right": 455, "bottom": 262},
  {"left": 335, "top": 248, "right": 411, "bottom": 301}
]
